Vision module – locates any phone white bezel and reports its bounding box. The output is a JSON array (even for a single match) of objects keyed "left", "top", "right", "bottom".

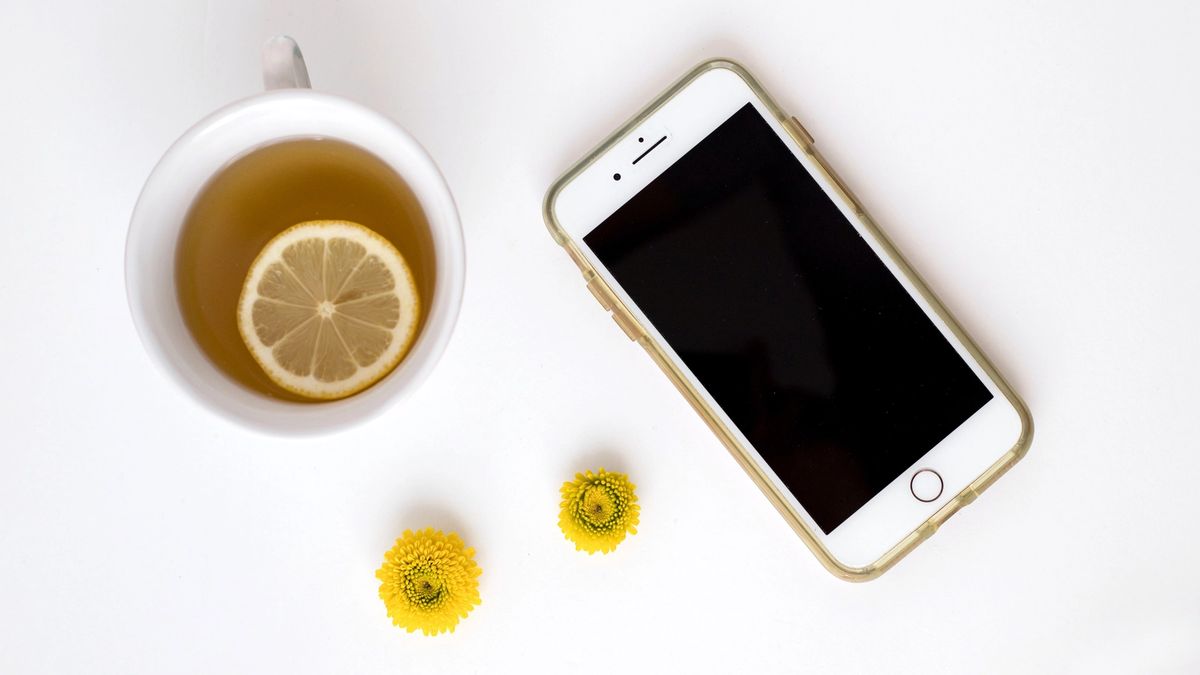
[{"left": 551, "top": 66, "right": 1024, "bottom": 568}]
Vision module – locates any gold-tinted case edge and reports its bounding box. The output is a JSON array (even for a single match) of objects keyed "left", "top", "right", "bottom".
[{"left": 542, "top": 58, "right": 1033, "bottom": 581}]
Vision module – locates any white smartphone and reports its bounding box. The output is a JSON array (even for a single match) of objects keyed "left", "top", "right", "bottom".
[{"left": 544, "top": 60, "right": 1032, "bottom": 579}]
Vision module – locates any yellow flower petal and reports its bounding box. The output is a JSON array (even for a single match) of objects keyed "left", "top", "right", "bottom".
[
  {"left": 558, "top": 468, "right": 640, "bottom": 554},
  {"left": 375, "top": 527, "right": 482, "bottom": 635}
]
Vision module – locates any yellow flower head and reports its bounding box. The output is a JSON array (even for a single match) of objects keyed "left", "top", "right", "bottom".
[
  {"left": 375, "top": 528, "right": 482, "bottom": 636},
  {"left": 559, "top": 468, "right": 639, "bottom": 554}
]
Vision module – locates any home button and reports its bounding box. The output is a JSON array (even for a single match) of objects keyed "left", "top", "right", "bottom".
[{"left": 909, "top": 469, "right": 944, "bottom": 503}]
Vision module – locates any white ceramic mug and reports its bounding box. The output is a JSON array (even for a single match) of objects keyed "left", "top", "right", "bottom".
[{"left": 125, "top": 37, "right": 465, "bottom": 435}]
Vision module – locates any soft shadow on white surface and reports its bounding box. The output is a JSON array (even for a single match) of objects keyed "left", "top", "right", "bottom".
[
  {"left": 394, "top": 503, "right": 473, "bottom": 543},
  {"left": 565, "top": 447, "right": 630, "bottom": 476}
]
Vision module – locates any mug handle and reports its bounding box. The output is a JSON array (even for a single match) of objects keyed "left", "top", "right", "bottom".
[{"left": 261, "top": 36, "right": 312, "bottom": 90}]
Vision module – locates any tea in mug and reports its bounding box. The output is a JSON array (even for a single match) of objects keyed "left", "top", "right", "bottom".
[{"left": 175, "top": 138, "right": 434, "bottom": 402}]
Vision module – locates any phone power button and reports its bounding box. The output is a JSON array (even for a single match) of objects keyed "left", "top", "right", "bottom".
[{"left": 788, "top": 116, "right": 815, "bottom": 147}]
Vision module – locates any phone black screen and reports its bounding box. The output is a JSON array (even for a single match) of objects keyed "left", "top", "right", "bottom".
[{"left": 584, "top": 103, "right": 992, "bottom": 533}]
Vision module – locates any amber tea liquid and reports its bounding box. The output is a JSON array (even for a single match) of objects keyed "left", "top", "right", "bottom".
[{"left": 175, "top": 138, "right": 435, "bottom": 401}]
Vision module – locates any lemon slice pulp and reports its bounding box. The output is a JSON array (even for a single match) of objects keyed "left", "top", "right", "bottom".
[{"left": 237, "top": 220, "right": 420, "bottom": 400}]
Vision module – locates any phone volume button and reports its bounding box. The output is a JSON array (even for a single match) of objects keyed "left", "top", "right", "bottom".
[
  {"left": 586, "top": 277, "right": 613, "bottom": 311},
  {"left": 611, "top": 309, "right": 642, "bottom": 341}
]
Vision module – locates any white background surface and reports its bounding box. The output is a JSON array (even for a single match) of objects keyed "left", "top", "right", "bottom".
[{"left": 2, "top": 1, "right": 1198, "bottom": 672}]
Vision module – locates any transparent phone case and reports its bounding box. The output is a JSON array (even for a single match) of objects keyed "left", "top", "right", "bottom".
[{"left": 543, "top": 59, "right": 1033, "bottom": 581}]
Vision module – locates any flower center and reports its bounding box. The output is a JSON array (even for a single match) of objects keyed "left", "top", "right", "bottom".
[
  {"left": 581, "top": 486, "right": 617, "bottom": 527},
  {"left": 405, "top": 570, "right": 446, "bottom": 608}
]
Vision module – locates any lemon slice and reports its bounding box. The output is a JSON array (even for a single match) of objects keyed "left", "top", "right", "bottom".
[{"left": 237, "top": 220, "right": 420, "bottom": 400}]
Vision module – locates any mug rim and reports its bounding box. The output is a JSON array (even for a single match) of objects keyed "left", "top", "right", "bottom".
[{"left": 125, "top": 89, "right": 465, "bottom": 435}]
